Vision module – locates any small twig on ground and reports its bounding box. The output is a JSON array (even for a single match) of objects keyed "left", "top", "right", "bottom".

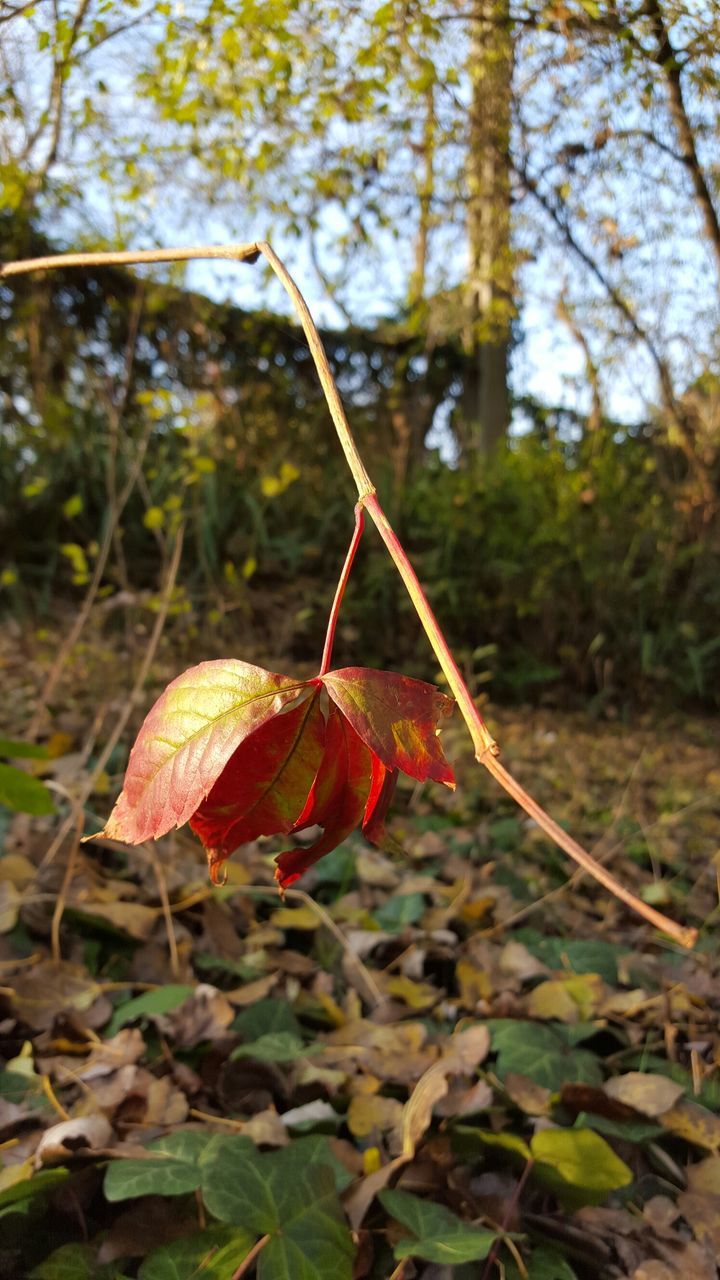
[
  {"left": 480, "top": 1158, "right": 535, "bottom": 1280},
  {"left": 41, "top": 524, "right": 184, "bottom": 874},
  {"left": 42, "top": 529, "right": 184, "bottom": 955},
  {"left": 50, "top": 799, "right": 86, "bottom": 963},
  {"left": 231, "top": 1233, "right": 271, "bottom": 1280},
  {"left": 149, "top": 845, "right": 181, "bottom": 979}
]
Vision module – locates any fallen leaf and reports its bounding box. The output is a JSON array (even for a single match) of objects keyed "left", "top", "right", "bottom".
[
  {"left": 156, "top": 984, "right": 234, "bottom": 1047},
  {"left": 8, "top": 963, "right": 111, "bottom": 1031},
  {"left": 35, "top": 1114, "right": 113, "bottom": 1166},
  {"left": 401, "top": 1026, "right": 490, "bottom": 1158},
  {"left": 660, "top": 1100, "right": 720, "bottom": 1151},
  {"left": 504, "top": 1072, "right": 553, "bottom": 1116},
  {"left": 604, "top": 1072, "right": 684, "bottom": 1118}
]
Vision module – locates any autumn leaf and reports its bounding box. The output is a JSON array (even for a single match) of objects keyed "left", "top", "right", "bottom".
[
  {"left": 93, "top": 662, "right": 454, "bottom": 890},
  {"left": 96, "top": 660, "right": 304, "bottom": 843}
]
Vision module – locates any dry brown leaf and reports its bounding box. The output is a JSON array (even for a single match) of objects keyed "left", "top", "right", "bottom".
[
  {"left": 347, "top": 1094, "right": 404, "bottom": 1145},
  {"left": 356, "top": 850, "right": 400, "bottom": 888},
  {"left": 604, "top": 1072, "right": 684, "bottom": 1118},
  {"left": 498, "top": 941, "right": 549, "bottom": 982},
  {"left": 456, "top": 959, "right": 492, "bottom": 1008},
  {"left": 382, "top": 974, "right": 441, "bottom": 1011},
  {"left": 0, "top": 882, "right": 21, "bottom": 934},
  {"left": 434, "top": 1077, "right": 493, "bottom": 1119},
  {"left": 660, "top": 1099, "right": 720, "bottom": 1151},
  {"left": 688, "top": 1156, "right": 720, "bottom": 1195},
  {"left": 323, "top": 1019, "right": 435, "bottom": 1083},
  {"left": 401, "top": 1026, "right": 490, "bottom": 1158},
  {"left": 68, "top": 899, "right": 158, "bottom": 940},
  {"left": 504, "top": 1072, "right": 553, "bottom": 1116},
  {"left": 35, "top": 1114, "right": 113, "bottom": 1166},
  {"left": 526, "top": 973, "right": 605, "bottom": 1022},
  {"left": 8, "top": 962, "right": 111, "bottom": 1030},
  {"left": 240, "top": 1108, "right": 288, "bottom": 1147},
  {"left": 224, "top": 973, "right": 279, "bottom": 1006},
  {"left": 39, "top": 1028, "right": 145, "bottom": 1083},
  {"left": 343, "top": 1155, "right": 408, "bottom": 1232},
  {"left": 678, "top": 1190, "right": 720, "bottom": 1255},
  {"left": 156, "top": 984, "right": 234, "bottom": 1047}
]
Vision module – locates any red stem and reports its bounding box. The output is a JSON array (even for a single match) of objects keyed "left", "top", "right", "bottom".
[
  {"left": 363, "top": 492, "right": 496, "bottom": 755},
  {"left": 362, "top": 491, "right": 697, "bottom": 951},
  {"left": 319, "top": 502, "right": 365, "bottom": 676}
]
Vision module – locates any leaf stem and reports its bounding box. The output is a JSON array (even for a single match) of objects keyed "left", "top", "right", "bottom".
[
  {"left": 1, "top": 241, "right": 697, "bottom": 949},
  {"left": 319, "top": 502, "right": 365, "bottom": 677}
]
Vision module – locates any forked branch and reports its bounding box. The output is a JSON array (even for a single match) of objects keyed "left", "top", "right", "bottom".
[{"left": 1, "top": 241, "right": 697, "bottom": 948}]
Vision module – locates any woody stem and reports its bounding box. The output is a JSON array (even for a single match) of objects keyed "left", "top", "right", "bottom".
[
  {"left": 1, "top": 241, "right": 697, "bottom": 949},
  {"left": 319, "top": 502, "right": 365, "bottom": 677}
]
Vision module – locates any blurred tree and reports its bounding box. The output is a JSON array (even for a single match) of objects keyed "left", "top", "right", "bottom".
[{"left": 1, "top": 0, "right": 718, "bottom": 470}]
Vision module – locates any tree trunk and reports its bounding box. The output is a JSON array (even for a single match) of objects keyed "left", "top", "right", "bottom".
[{"left": 463, "top": 0, "right": 513, "bottom": 456}]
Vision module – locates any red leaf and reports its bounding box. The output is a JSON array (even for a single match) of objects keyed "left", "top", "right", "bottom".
[
  {"left": 99, "top": 660, "right": 305, "bottom": 843},
  {"left": 362, "top": 766, "right": 399, "bottom": 846},
  {"left": 274, "top": 705, "right": 374, "bottom": 891},
  {"left": 190, "top": 692, "right": 325, "bottom": 867},
  {"left": 321, "top": 667, "right": 455, "bottom": 786}
]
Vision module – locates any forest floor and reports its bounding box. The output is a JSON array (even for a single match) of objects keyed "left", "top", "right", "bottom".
[{"left": 0, "top": 613, "right": 719, "bottom": 1280}]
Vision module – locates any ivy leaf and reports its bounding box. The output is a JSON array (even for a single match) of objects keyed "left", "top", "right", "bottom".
[
  {"left": 95, "top": 660, "right": 303, "bottom": 843},
  {"left": 104, "top": 1130, "right": 230, "bottom": 1201},
  {"left": 138, "top": 1225, "right": 255, "bottom": 1280},
  {"left": 531, "top": 1128, "right": 632, "bottom": 1200},
  {"left": 200, "top": 1138, "right": 354, "bottom": 1279},
  {"left": 105, "top": 984, "right": 195, "bottom": 1038},
  {"left": 489, "top": 1021, "right": 603, "bottom": 1091},
  {"left": 379, "top": 1188, "right": 498, "bottom": 1264},
  {"left": 0, "top": 738, "right": 50, "bottom": 760},
  {"left": 0, "top": 763, "right": 55, "bottom": 816}
]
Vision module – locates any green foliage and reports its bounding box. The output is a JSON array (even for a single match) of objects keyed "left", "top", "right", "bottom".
[
  {"left": 29, "top": 1243, "right": 117, "bottom": 1280},
  {"left": 0, "top": 739, "right": 53, "bottom": 816},
  {"left": 103, "top": 1131, "right": 220, "bottom": 1201},
  {"left": 139, "top": 1226, "right": 255, "bottom": 1280},
  {"left": 0, "top": 764, "right": 54, "bottom": 817},
  {"left": 105, "top": 984, "right": 195, "bottom": 1036},
  {"left": 200, "top": 1137, "right": 354, "bottom": 1280},
  {"left": 489, "top": 1021, "right": 603, "bottom": 1090},
  {"left": 378, "top": 1188, "right": 497, "bottom": 1264},
  {"left": 531, "top": 1127, "right": 633, "bottom": 1200}
]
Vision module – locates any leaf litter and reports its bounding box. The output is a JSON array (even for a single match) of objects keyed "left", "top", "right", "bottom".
[{"left": 0, "top": 631, "right": 719, "bottom": 1278}]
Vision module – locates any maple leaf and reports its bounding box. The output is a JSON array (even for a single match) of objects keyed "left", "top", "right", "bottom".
[{"left": 94, "top": 661, "right": 455, "bottom": 891}]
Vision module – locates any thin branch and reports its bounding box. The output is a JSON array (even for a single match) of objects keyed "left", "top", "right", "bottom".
[
  {"left": 645, "top": 0, "right": 720, "bottom": 275},
  {"left": 149, "top": 845, "right": 181, "bottom": 979},
  {"left": 319, "top": 502, "right": 365, "bottom": 676},
  {"left": 231, "top": 1235, "right": 270, "bottom": 1280},
  {"left": 0, "top": 242, "right": 696, "bottom": 948},
  {"left": 40, "top": 525, "right": 184, "bottom": 874}
]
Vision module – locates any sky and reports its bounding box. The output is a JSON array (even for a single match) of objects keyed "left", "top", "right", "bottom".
[{"left": 4, "top": 0, "right": 719, "bottom": 449}]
